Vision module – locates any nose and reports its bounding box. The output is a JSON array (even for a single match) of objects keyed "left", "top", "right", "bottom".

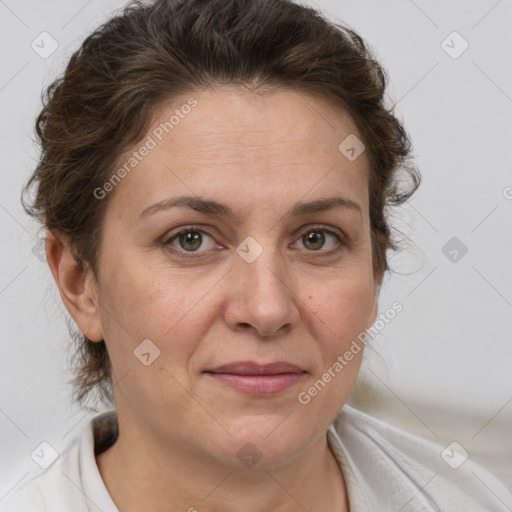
[{"left": 223, "top": 244, "right": 300, "bottom": 338}]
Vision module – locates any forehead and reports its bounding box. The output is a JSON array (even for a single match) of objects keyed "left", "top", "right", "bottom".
[
  {"left": 106, "top": 86, "right": 369, "bottom": 219},
  {"left": 153, "top": 86, "right": 362, "bottom": 158}
]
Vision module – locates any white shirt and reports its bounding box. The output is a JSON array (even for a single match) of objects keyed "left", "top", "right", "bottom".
[{"left": 1, "top": 404, "right": 511, "bottom": 511}]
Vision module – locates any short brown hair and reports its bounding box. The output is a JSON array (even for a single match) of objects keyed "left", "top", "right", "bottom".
[{"left": 22, "top": 0, "right": 420, "bottom": 409}]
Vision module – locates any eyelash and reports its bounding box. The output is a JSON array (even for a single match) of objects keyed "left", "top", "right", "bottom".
[{"left": 162, "top": 224, "right": 346, "bottom": 259}]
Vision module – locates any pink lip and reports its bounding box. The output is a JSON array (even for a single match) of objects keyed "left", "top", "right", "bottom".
[
  {"left": 207, "top": 361, "right": 304, "bottom": 375},
  {"left": 204, "top": 361, "right": 306, "bottom": 396}
]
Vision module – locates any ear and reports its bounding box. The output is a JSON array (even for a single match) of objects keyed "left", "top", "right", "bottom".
[
  {"left": 45, "top": 230, "right": 104, "bottom": 342},
  {"left": 367, "top": 266, "right": 384, "bottom": 327}
]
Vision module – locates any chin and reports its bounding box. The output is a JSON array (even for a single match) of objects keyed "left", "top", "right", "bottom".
[{"left": 213, "top": 417, "right": 313, "bottom": 469}]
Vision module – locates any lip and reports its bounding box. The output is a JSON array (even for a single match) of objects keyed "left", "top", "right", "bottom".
[
  {"left": 207, "top": 361, "right": 305, "bottom": 375},
  {"left": 204, "top": 361, "right": 307, "bottom": 396}
]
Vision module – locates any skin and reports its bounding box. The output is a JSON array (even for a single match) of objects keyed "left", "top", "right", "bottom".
[{"left": 46, "top": 85, "right": 383, "bottom": 512}]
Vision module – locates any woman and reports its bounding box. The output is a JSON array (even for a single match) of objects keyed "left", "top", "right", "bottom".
[{"left": 2, "top": 0, "right": 511, "bottom": 510}]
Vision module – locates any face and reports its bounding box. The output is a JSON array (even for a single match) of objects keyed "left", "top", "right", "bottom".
[{"left": 88, "top": 86, "right": 381, "bottom": 467}]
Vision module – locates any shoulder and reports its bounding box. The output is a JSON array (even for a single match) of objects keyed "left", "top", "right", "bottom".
[
  {"left": 0, "top": 410, "right": 118, "bottom": 512},
  {"left": 0, "top": 438, "right": 88, "bottom": 512},
  {"left": 330, "top": 404, "right": 512, "bottom": 511}
]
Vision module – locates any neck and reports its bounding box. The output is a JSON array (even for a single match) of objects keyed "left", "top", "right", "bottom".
[{"left": 96, "top": 415, "right": 349, "bottom": 512}]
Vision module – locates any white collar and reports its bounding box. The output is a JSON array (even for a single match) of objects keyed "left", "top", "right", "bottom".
[{"left": 79, "top": 410, "right": 119, "bottom": 512}]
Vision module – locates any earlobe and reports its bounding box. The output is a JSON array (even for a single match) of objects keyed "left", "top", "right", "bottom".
[{"left": 45, "top": 230, "right": 104, "bottom": 342}]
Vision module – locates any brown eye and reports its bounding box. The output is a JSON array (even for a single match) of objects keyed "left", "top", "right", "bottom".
[
  {"left": 166, "top": 229, "right": 216, "bottom": 253},
  {"left": 294, "top": 228, "right": 343, "bottom": 253},
  {"left": 303, "top": 231, "right": 325, "bottom": 250},
  {"left": 178, "top": 231, "right": 202, "bottom": 251}
]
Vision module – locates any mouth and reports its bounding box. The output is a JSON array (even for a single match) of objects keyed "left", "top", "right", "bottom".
[{"left": 203, "top": 361, "right": 307, "bottom": 395}]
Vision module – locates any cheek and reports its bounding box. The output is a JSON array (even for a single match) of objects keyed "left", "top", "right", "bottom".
[
  {"left": 95, "top": 262, "right": 200, "bottom": 410},
  {"left": 294, "top": 278, "right": 373, "bottom": 426},
  {"left": 96, "top": 256, "right": 216, "bottom": 371},
  {"left": 99, "top": 252, "right": 180, "bottom": 332},
  {"left": 304, "top": 272, "right": 375, "bottom": 341}
]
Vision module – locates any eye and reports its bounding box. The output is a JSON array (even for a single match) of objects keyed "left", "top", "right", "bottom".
[
  {"left": 292, "top": 227, "right": 343, "bottom": 253},
  {"left": 163, "top": 225, "right": 344, "bottom": 258},
  {"left": 164, "top": 228, "right": 217, "bottom": 254}
]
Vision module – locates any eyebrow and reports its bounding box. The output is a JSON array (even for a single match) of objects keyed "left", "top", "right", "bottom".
[{"left": 138, "top": 195, "right": 362, "bottom": 222}]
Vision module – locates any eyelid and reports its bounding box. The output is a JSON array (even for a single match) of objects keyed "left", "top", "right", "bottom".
[
  {"left": 162, "top": 224, "right": 215, "bottom": 244},
  {"left": 162, "top": 223, "right": 346, "bottom": 257},
  {"left": 290, "top": 224, "right": 345, "bottom": 252}
]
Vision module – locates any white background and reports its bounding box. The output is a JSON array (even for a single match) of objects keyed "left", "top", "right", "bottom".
[{"left": 1, "top": 0, "right": 511, "bottom": 499}]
